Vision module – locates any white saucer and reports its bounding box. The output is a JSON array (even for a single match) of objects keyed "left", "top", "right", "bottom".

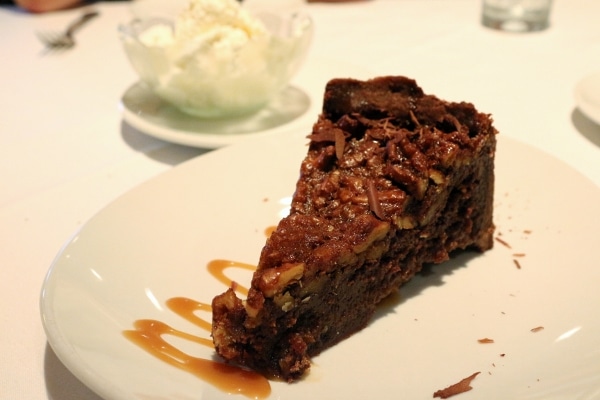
[
  {"left": 574, "top": 72, "right": 600, "bottom": 126},
  {"left": 120, "top": 82, "right": 312, "bottom": 149},
  {"left": 119, "top": 59, "right": 375, "bottom": 149}
]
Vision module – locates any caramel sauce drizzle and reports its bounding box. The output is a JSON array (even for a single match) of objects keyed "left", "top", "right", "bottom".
[
  {"left": 123, "top": 260, "right": 271, "bottom": 399},
  {"left": 264, "top": 225, "right": 276, "bottom": 238},
  {"left": 167, "top": 296, "right": 213, "bottom": 334},
  {"left": 206, "top": 259, "right": 256, "bottom": 296}
]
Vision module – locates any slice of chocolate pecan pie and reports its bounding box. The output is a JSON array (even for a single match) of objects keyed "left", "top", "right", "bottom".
[{"left": 212, "top": 76, "right": 497, "bottom": 381}]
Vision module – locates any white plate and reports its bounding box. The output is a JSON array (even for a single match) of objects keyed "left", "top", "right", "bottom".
[
  {"left": 120, "top": 60, "right": 373, "bottom": 148},
  {"left": 41, "top": 133, "right": 600, "bottom": 400},
  {"left": 574, "top": 72, "right": 600, "bottom": 126}
]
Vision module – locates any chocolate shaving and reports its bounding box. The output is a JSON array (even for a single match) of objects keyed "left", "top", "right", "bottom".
[
  {"left": 513, "top": 259, "right": 522, "bottom": 269},
  {"left": 334, "top": 129, "right": 345, "bottom": 160},
  {"left": 494, "top": 236, "right": 511, "bottom": 249},
  {"left": 308, "top": 129, "right": 336, "bottom": 143},
  {"left": 409, "top": 109, "right": 421, "bottom": 127},
  {"left": 531, "top": 326, "right": 544, "bottom": 333},
  {"left": 366, "top": 179, "right": 385, "bottom": 220},
  {"left": 446, "top": 114, "right": 463, "bottom": 133},
  {"left": 478, "top": 338, "right": 494, "bottom": 344},
  {"left": 433, "top": 372, "right": 481, "bottom": 399}
]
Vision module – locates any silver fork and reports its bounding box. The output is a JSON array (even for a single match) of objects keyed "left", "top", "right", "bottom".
[{"left": 37, "top": 10, "right": 99, "bottom": 51}]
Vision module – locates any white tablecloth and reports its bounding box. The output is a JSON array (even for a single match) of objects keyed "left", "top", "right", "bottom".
[{"left": 1, "top": 1, "right": 599, "bottom": 399}]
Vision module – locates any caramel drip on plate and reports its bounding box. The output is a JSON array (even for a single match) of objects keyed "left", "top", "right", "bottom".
[
  {"left": 166, "top": 297, "right": 212, "bottom": 333},
  {"left": 206, "top": 259, "right": 257, "bottom": 297},
  {"left": 124, "top": 261, "right": 270, "bottom": 399},
  {"left": 123, "top": 318, "right": 269, "bottom": 398},
  {"left": 264, "top": 225, "right": 276, "bottom": 237}
]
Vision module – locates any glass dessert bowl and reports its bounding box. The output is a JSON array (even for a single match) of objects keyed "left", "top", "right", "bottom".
[{"left": 119, "top": 0, "right": 313, "bottom": 119}]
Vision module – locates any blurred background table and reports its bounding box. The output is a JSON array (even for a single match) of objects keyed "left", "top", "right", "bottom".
[{"left": 1, "top": 1, "right": 599, "bottom": 399}]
